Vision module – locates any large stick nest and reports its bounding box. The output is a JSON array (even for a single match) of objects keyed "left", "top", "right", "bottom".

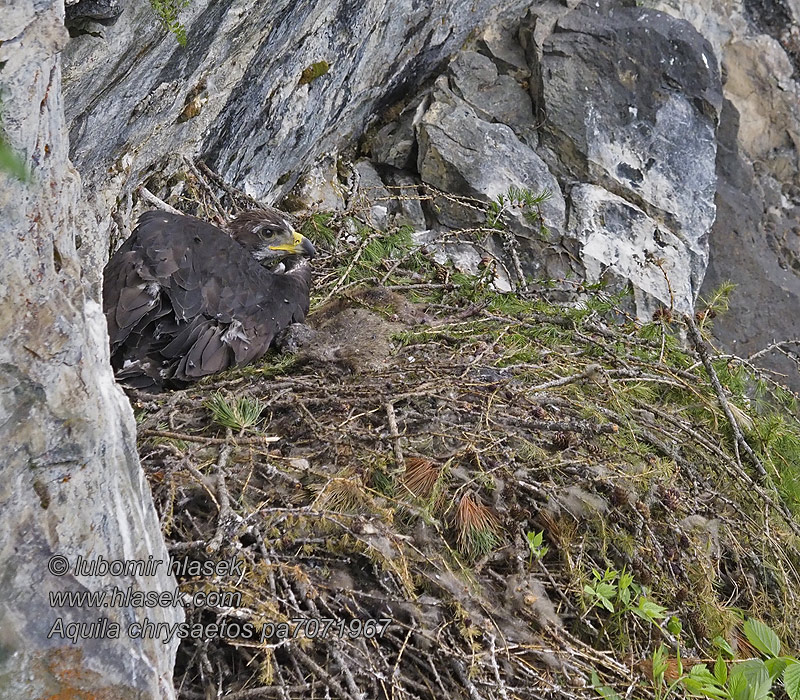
[{"left": 129, "top": 162, "right": 800, "bottom": 699}]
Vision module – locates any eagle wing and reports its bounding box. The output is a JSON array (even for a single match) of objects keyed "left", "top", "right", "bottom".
[{"left": 103, "top": 211, "right": 311, "bottom": 390}]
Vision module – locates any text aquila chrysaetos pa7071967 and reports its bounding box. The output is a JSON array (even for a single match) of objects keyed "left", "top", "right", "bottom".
[{"left": 103, "top": 209, "right": 316, "bottom": 391}]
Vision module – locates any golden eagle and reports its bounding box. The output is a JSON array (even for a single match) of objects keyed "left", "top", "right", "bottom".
[{"left": 103, "top": 209, "right": 316, "bottom": 391}]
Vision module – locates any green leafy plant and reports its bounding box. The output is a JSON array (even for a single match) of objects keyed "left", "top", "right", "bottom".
[
  {"left": 150, "top": 0, "right": 190, "bottom": 46},
  {"left": 591, "top": 670, "right": 623, "bottom": 700},
  {"left": 525, "top": 529, "right": 549, "bottom": 566},
  {"left": 644, "top": 619, "right": 800, "bottom": 700},
  {"left": 583, "top": 566, "right": 668, "bottom": 623}
]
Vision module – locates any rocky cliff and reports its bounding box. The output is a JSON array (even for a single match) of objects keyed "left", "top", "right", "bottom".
[{"left": 3, "top": 0, "right": 800, "bottom": 697}]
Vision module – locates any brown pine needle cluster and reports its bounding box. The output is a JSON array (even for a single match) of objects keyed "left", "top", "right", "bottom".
[
  {"left": 637, "top": 656, "right": 702, "bottom": 684},
  {"left": 454, "top": 491, "right": 500, "bottom": 560},
  {"left": 312, "top": 475, "right": 372, "bottom": 514},
  {"left": 402, "top": 457, "right": 440, "bottom": 500}
]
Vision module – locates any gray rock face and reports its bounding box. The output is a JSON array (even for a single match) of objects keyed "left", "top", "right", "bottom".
[
  {"left": 364, "top": 3, "right": 722, "bottom": 311},
  {"left": 568, "top": 184, "right": 698, "bottom": 315},
  {"left": 414, "top": 74, "right": 570, "bottom": 288},
  {"left": 448, "top": 50, "right": 536, "bottom": 135},
  {"left": 535, "top": 3, "right": 722, "bottom": 312},
  {"left": 417, "top": 76, "right": 565, "bottom": 234},
  {"left": 65, "top": 0, "right": 123, "bottom": 31},
  {"left": 0, "top": 2, "right": 181, "bottom": 698}
]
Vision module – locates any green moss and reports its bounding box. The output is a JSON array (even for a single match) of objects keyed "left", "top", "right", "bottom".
[{"left": 299, "top": 60, "right": 330, "bottom": 86}]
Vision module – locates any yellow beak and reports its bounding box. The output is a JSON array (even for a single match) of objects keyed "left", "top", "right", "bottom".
[{"left": 269, "top": 231, "right": 317, "bottom": 258}]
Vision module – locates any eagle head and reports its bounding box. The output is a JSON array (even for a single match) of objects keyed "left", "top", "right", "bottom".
[{"left": 228, "top": 209, "right": 316, "bottom": 265}]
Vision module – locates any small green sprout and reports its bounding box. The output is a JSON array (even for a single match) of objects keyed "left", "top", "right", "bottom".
[{"left": 204, "top": 393, "right": 265, "bottom": 432}]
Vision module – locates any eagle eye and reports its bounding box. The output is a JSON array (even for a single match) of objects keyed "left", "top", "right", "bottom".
[{"left": 256, "top": 223, "right": 282, "bottom": 237}]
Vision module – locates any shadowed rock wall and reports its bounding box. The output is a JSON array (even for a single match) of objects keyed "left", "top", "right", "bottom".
[
  {"left": 63, "top": 0, "right": 527, "bottom": 261},
  {"left": 661, "top": 0, "right": 800, "bottom": 388}
]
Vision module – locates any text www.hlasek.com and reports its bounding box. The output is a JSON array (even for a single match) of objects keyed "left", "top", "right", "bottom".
[
  {"left": 49, "top": 585, "right": 392, "bottom": 645},
  {"left": 48, "top": 585, "right": 237, "bottom": 610}
]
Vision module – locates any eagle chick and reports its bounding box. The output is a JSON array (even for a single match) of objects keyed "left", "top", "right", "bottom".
[{"left": 103, "top": 209, "right": 316, "bottom": 391}]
